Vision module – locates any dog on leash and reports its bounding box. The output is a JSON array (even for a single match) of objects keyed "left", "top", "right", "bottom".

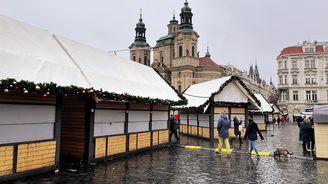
[{"left": 273, "top": 148, "right": 293, "bottom": 159}]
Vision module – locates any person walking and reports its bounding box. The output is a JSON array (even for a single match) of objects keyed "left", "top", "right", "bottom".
[
  {"left": 296, "top": 116, "right": 304, "bottom": 141},
  {"left": 277, "top": 115, "right": 281, "bottom": 126},
  {"left": 233, "top": 116, "right": 243, "bottom": 144},
  {"left": 217, "top": 113, "right": 231, "bottom": 157},
  {"left": 169, "top": 115, "right": 180, "bottom": 143},
  {"left": 300, "top": 118, "right": 312, "bottom": 152},
  {"left": 244, "top": 116, "right": 264, "bottom": 158},
  {"left": 280, "top": 116, "right": 285, "bottom": 125}
]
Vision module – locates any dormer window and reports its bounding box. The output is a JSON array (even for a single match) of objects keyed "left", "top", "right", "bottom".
[{"left": 305, "top": 47, "right": 314, "bottom": 53}]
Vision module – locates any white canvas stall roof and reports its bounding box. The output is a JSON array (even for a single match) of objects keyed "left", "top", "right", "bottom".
[
  {"left": 53, "top": 35, "right": 181, "bottom": 101},
  {"left": 182, "top": 76, "right": 260, "bottom": 108},
  {"left": 250, "top": 94, "right": 273, "bottom": 113},
  {"left": 269, "top": 103, "right": 283, "bottom": 114},
  {"left": 0, "top": 15, "right": 90, "bottom": 88}
]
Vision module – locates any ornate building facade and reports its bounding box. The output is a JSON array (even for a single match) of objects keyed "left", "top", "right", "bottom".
[
  {"left": 129, "top": 1, "right": 225, "bottom": 92},
  {"left": 277, "top": 41, "right": 328, "bottom": 120}
]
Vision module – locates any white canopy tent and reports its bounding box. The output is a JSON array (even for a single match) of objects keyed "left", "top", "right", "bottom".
[
  {"left": 0, "top": 15, "right": 181, "bottom": 102},
  {"left": 250, "top": 94, "right": 273, "bottom": 113},
  {"left": 0, "top": 15, "right": 90, "bottom": 88},
  {"left": 182, "top": 76, "right": 260, "bottom": 109},
  {"left": 53, "top": 35, "right": 181, "bottom": 101}
]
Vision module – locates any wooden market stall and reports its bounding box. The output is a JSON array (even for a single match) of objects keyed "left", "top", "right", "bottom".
[
  {"left": 0, "top": 15, "right": 90, "bottom": 182},
  {"left": 53, "top": 35, "right": 183, "bottom": 164},
  {"left": 0, "top": 15, "right": 183, "bottom": 182},
  {"left": 313, "top": 105, "right": 328, "bottom": 159},
  {"left": 178, "top": 76, "right": 261, "bottom": 141},
  {"left": 249, "top": 94, "right": 273, "bottom": 131}
]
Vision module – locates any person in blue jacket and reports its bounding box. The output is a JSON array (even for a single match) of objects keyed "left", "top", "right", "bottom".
[
  {"left": 244, "top": 116, "right": 264, "bottom": 157},
  {"left": 217, "top": 113, "right": 231, "bottom": 157}
]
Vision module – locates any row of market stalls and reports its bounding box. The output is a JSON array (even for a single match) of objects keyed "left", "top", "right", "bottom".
[
  {"left": 0, "top": 15, "right": 183, "bottom": 181},
  {"left": 176, "top": 76, "right": 274, "bottom": 141}
]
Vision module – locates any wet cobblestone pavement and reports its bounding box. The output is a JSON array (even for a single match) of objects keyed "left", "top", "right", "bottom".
[{"left": 8, "top": 124, "right": 328, "bottom": 184}]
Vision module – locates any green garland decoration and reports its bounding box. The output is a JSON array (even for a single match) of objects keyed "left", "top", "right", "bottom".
[{"left": 0, "top": 78, "right": 181, "bottom": 105}]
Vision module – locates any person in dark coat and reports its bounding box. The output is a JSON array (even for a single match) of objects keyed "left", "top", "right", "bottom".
[
  {"left": 217, "top": 113, "right": 231, "bottom": 157},
  {"left": 233, "top": 116, "right": 243, "bottom": 144},
  {"left": 244, "top": 117, "right": 264, "bottom": 157},
  {"left": 277, "top": 116, "right": 281, "bottom": 126},
  {"left": 296, "top": 116, "right": 304, "bottom": 141},
  {"left": 300, "top": 118, "right": 311, "bottom": 151},
  {"left": 169, "top": 115, "right": 180, "bottom": 142}
]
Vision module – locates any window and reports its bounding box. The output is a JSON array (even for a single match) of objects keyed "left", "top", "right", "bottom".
[
  {"left": 306, "top": 91, "right": 311, "bottom": 100},
  {"left": 306, "top": 90, "right": 317, "bottom": 101},
  {"left": 311, "top": 74, "right": 316, "bottom": 84},
  {"left": 305, "top": 60, "right": 310, "bottom": 68},
  {"left": 310, "top": 60, "right": 315, "bottom": 68},
  {"left": 312, "top": 91, "right": 318, "bottom": 101},
  {"left": 305, "top": 48, "right": 314, "bottom": 52},
  {"left": 178, "top": 72, "right": 181, "bottom": 78},
  {"left": 192, "top": 46, "right": 195, "bottom": 57},
  {"left": 279, "top": 75, "right": 283, "bottom": 85},
  {"left": 178, "top": 85, "right": 181, "bottom": 93},
  {"left": 292, "top": 60, "right": 297, "bottom": 69},
  {"left": 305, "top": 74, "right": 310, "bottom": 84},
  {"left": 281, "top": 92, "right": 286, "bottom": 100},
  {"left": 179, "top": 46, "right": 182, "bottom": 57},
  {"left": 293, "top": 91, "right": 298, "bottom": 101},
  {"left": 284, "top": 75, "right": 288, "bottom": 84},
  {"left": 292, "top": 75, "right": 298, "bottom": 84},
  {"left": 144, "top": 56, "right": 147, "bottom": 65},
  {"left": 284, "top": 61, "right": 287, "bottom": 69},
  {"left": 133, "top": 56, "right": 136, "bottom": 61},
  {"left": 278, "top": 61, "right": 282, "bottom": 69}
]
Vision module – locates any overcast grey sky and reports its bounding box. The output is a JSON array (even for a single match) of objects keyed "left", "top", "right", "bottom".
[{"left": 1, "top": 0, "right": 328, "bottom": 84}]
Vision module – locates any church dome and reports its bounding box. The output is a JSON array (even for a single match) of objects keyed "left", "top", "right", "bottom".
[
  {"left": 181, "top": 1, "right": 192, "bottom": 13},
  {"left": 136, "top": 19, "right": 145, "bottom": 28}
]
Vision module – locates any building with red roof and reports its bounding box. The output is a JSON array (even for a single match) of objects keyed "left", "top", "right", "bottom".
[{"left": 277, "top": 41, "right": 328, "bottom": 122}]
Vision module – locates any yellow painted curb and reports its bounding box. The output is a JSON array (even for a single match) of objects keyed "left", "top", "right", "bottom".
[
  {"left": 250, "top": 151, "right": 270, "bottom": 156},
  {"left": 215, "top": 148, "right": 234, "bottom": 153},
  {"left": 185, "top": 145, "right": 202, "bottom": 149}
]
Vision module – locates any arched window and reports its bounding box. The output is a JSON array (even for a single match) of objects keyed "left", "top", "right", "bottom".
[
  {"left": 179, "top": 46, "right": 183, "bottom": 57},
  {"left": 144, "top": 56, "right": 147, "bottom": 65},
  {"left": 133, "top": 56, "right": 136, "bottom": 61},
  {"left": 192, "top": 46, "right": 195, "bottom": 57},
  {"left": 173, "top": 27, "right": 176, "bottom": 33}
]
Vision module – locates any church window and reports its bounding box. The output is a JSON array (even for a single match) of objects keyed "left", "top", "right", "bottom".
[
  {"left": 173, "top": 27, "right": 176, "bottom": 33},
  {"left": 179, "top": 46, "right": 183, "bottom": 57},
  {"left": 133, "top": 56, "right": 136, "bottom": 61},
  {"left": 144, "top": 56, "right": 147, "bottom": 65},
  {"left": 178, "top": 85, "right": 182, "bottom": 93},
  {"left": 192, "top": 46, "right": 195, "bottom": 57}
]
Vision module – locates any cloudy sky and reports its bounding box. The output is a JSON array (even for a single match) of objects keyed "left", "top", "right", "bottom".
[{"left": 1, "top": 0, "right": 328, "bottom": 84}]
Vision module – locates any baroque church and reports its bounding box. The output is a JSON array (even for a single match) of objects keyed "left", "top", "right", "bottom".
[{"left": 129, "top": 1, "right": 225, "bottom": 92}]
